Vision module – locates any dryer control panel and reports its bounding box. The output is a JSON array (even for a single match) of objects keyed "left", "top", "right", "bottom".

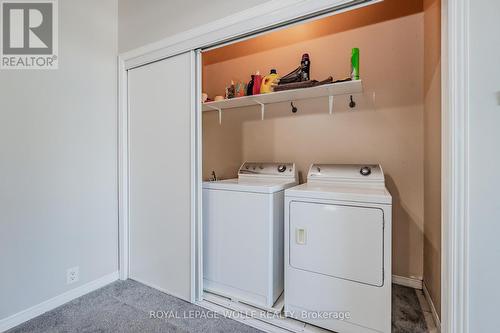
[
  {"left": 238, "top": 162, "right": 296, "bottom": 178},
  {"left": 307, "top": 164, "right": 384, "bottom": 185}
]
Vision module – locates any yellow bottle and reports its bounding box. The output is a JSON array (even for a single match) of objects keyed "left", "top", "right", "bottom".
[{"left": 260, "top": 69, "right": 280, "bottom": 94}]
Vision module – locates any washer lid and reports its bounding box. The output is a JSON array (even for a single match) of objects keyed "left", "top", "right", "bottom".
[
  {"left": 203, "top": 179, "right": 298, "bottom": 193},
  {"left": 285, "top": 182, "right": 392, "bottom": 205}
]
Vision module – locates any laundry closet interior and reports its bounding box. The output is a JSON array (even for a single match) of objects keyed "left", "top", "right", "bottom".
[{"left": 125, "top": 0, "right": 442, "bottom": 332}]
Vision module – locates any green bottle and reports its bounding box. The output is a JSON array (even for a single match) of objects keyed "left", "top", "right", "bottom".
[{"left": 351, "top": 48, "right": 360, "bottom": 80}]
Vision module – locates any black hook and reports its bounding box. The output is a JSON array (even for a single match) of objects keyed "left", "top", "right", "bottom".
[
  {"left": 291, "top": 102, "right": 298, "bottom": 113},
  {"left": 349, "top": 95, "right": 356, "bottom": 108}
]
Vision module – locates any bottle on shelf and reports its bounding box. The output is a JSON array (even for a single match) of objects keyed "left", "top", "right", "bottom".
[
  {"left": 279, "top": 53, "right": 310, "bottom": 85},
  {"left": 247, "top": 75, "right": 255, "bottom": 96},
  {"left": 351, "top": 48, "right": 360, "bottom": 80},
  {"left": 260, "top": 69, "right": 280, "bottom": 94},
  {"left": 252, "top": 71, "right": 262, "bottom": 95}
]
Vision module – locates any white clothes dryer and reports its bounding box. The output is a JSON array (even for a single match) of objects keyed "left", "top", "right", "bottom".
[{"left": 284, "top": 164, "right": 392, "bottom": 333}]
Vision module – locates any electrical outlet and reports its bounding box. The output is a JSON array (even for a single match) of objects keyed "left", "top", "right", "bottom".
[{"left": 67, "top": 266, "right": 79, "bottom": 284}]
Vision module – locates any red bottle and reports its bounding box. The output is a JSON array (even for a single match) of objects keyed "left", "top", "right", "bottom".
[{"left": 252, "top": 71, "right": 262, "bottom": 95}]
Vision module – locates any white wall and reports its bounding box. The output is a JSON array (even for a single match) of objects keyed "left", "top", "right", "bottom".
[
  {"left": 0, "top": 0, "right": 118, "bottom": 321},
  {"left": 468, "top": 0, "right": 500, "bottom": 331},
  {"left": 118, "top": 0, "right": 270, "bottom": 52}
]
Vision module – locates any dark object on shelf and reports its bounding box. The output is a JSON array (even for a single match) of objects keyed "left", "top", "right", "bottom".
[
  {"left": 301, "top": 54, "right": 310, "bottom": 81},
  {"left": 314, "top": 77, "right": 334, "bottom": 85},
  {"left": 333, "top": 77, "right": 352, "bottom": 83},
  {"left": 279, "top": 53, "right": 311, "bottom": 85},
  {"left": 247, "top": 75, "right": 254, "bottom": 96},
  {"left": 291, "top": 102, "right": 298, "bottom": 113},
  {"left": 274, "top": 80, "right": 317, "bottom": 91},
  {"left": 274, "top": 76, "right": 333, "bottom": 92}
]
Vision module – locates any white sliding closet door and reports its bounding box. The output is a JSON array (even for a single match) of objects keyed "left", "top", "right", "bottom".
[{"left": 128, "top": 52, "right": 194, "bottom": 301}]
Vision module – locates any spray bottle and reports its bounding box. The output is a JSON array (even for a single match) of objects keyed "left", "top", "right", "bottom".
[{"left": 351, "top": 48, "right": 360, "bottom": 80}]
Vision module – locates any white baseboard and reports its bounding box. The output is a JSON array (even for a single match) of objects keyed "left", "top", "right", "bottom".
[
  {"left": 392, "top": 274, "right": 423, "bottom": 289},
  {"left": 423, "top": 282, "right": 441, "bottom": 332},
  {"left": 0, "top": 271, "right": 119, "bottom": 333}
]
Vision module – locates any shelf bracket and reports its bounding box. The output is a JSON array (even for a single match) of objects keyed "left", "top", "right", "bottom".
[
  {"left": 255, "top": 101, "right": 265, "bottom": 120},
  {"left": 206, "top": 105, "right": 223, "bottom": 124},
  {"left": 328, "top": 95, "right": 334, "bottom": 115}
]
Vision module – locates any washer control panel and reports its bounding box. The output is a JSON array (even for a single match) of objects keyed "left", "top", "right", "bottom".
[{"left": 239, "top": 162, "right": 295, "bottom": 177}]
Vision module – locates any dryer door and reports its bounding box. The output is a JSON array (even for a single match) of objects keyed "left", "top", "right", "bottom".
[{"left": 289, "top": 201, "right": 384, "bottom": 286}]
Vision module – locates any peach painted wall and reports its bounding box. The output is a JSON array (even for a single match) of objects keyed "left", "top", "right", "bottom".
[
  {"left": 203, "top": 0, "right": 425, "bottom": 280},
  {"left": 423, "top": 0, "right": 441, "bottom": 317}
]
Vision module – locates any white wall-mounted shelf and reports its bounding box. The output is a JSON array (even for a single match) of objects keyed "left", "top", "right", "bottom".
[{"left": 202, "top": 80, "right": 363, "bottom": 121}]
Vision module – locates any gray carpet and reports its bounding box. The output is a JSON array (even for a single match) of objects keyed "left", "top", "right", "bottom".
[
  {"left": 392, "top": 284, "right": 429, "bottom": 333},
  {"left": 7, "top": 280, "right": 428, "bottom": 333}
]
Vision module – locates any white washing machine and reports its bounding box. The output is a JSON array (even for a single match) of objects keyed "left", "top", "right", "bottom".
[
  {"left": 203, "top": 162, "right": 297, "bottom": 309},
  {"left": 284, "top": 164, "right": 392, "bottom": 333}
]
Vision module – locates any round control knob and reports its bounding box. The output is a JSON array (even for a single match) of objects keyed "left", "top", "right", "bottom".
[
  {"left": 360, "top": 166, "right": 371, "bottom": 176},
  {"left": 278, "top": 165, "right": 287, "bottom": 173}
]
